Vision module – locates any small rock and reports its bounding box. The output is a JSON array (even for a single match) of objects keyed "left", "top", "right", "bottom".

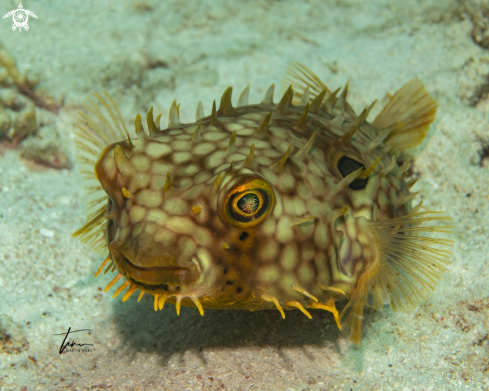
[{"left": 40, "top": 228, "right": 54, "bottom": 238}]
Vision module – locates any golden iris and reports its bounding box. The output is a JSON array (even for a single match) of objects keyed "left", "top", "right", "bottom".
[{"left": 222, "top": 176, "right": 275, "bottom": 227}]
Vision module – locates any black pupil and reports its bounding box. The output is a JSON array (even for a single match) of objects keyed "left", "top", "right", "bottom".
[
  {"left": 337, "top": 156, "right": 368, "bottom": 190},
  {"left": 237, "top": 193, "right": 260, "bottom": 214}
]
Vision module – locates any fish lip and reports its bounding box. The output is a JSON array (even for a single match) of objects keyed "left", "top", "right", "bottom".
[
  {"left": 122, "top": 256, "right": 190, "bottom": 274},
  {"left": 109, "top": 241, "right": 192, "bottom": 286}
]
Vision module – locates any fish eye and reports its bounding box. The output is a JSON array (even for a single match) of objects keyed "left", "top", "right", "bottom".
[
  {"left": 337, "top": 156, "right": 368, "bottom": 190},
  {"left": 221, "top": 176, "right": 275, "bottom": 228}
]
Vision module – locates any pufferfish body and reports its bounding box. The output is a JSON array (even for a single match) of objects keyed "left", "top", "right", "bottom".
[{"left": 73, "top": 63, "right": 453, "bottom": 344}]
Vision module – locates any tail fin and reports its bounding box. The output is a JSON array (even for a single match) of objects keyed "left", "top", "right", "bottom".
[
  {"left": 373, "top": 79, "right": 438, "bottom": 150},
  {"left": 339, "top": 210, "right": 454, "bottom": 345}
]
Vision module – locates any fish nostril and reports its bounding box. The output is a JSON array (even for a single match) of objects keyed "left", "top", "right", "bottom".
[{"left": 239, "top": 232, "right": 249, "bottom": 241}]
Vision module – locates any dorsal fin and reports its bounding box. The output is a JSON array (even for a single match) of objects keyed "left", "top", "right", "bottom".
[
  {"left": 281, "top": 62, "right": 332, "bottom": 106},
  {"left": 73, "top": 92, "right": 134, "bottom": 251},
  {"left": 373, "top": 79, "right": 438, "bottom": 150}
]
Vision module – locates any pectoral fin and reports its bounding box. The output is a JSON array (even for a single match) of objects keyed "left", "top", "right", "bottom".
[{"left": 339, "top": 210, "right": 454, "bottom": 345}]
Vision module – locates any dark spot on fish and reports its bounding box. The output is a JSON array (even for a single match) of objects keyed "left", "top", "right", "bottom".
[
  {"left": 236, "top": 287, "right": 243, "bottom": 294},
  {"left": 226, "top": 280, "right": 233, "bottom": 285},
  {"left": 239, "top": 232, "right": 249, "bottom": 241},
  {"left": 337, "top": 156, "right": 368, "bottom": 190},
  {"left": 223, "top": 267, "right": 228, "bottom": 275},
  {"left": 176, "top": 286, "right": 180, "bottom": 291}
]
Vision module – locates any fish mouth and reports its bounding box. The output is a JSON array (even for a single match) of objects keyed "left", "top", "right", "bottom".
[
  {"left": 122, "top": 256, "right": 190, "bottom": 275},
  {"left": 109, "top": 241, "right": 196, "bottom": 288}
]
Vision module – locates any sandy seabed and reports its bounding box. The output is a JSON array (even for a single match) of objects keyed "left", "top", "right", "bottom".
[{"left": 0, "top": 0, "right": 488, "bottom": 390}]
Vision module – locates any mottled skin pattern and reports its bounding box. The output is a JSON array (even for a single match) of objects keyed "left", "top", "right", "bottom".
[
  {"left": 74, "top": 64, "right": 453, "bottom": 343},
  {"left": 96, "top": 93, "right": 407, "bottom": 311}
]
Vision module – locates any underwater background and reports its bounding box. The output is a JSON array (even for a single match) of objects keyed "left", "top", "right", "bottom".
[{"left": 0, "top": 0, "right": 488, "bottom": 390}]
